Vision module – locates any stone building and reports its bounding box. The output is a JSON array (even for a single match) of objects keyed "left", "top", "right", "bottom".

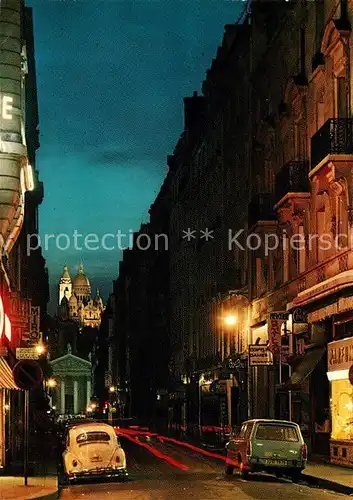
[
  {"left": 110, "top": 0, "right": 353, "bottom": 465},
  {"left": 168, "top": 14, "right": 252, "bottom": 432},
  {"left": 0, "top": 0, "right": 49, "bottom": 471},
  {"left": 113, "top": 223, "right": 170, "bottom": 424},
  {"left": 50, "top": 344, "right": 92, "bottom": 415},
  {"left": 246, "top": 0, "right": 353, "bottom": 465}
]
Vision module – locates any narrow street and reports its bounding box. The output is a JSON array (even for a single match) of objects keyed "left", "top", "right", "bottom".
[{"left": 59, "top": 437, "right": 348, "bottom": 500}]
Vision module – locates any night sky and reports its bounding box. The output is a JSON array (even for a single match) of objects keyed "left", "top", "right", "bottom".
[{"left": 28, "top": 0, "right": 244, "bottom": 310}]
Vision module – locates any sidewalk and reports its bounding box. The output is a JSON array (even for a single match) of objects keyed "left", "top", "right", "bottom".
[
  {"left": 168, "top": 431, "right": 353, "bottom": 495},
  {"left": 0, "top": 476, "right": 58, "bottom": 500},
  {"left": 302, "top": 462, "right": 353, "bottom": 495}
]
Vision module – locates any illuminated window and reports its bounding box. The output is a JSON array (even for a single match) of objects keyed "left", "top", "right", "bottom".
[{"left": 331, "top": 379, "right": 353, "bottom": 441}]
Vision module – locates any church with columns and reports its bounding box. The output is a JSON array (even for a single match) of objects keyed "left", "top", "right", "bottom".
[
  {"left": 58, "top": 263, "right": 104, "bottom": 328},
  {"left": 50, "top": 344, "right": 92, "bottom": 415}
]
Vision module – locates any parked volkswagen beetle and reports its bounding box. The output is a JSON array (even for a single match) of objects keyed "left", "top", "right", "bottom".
[
  {"left": 225, "top": 419, "right": 307, "bottom": 481},
  {"left": 61, "top": 422, "right": 128, "bottom": 483}
]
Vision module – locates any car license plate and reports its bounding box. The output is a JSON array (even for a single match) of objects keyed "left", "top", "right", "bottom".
[{"left": 266, "top": 459, "right": 287, "bottom": 466}]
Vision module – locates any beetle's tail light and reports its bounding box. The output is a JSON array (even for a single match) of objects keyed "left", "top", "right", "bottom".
[
  {"left": 72, "top": 460, "right": 78, "bottom": 467},
  {"left": 301, "top": 444, "right": 307, "bottom": 459},
  {"left": 116, "top": 455, "right": 120, "bottom": 463}
]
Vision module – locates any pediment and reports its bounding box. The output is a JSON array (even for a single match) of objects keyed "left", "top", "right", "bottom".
[{"left": 50, "top": 353, "right": 91, "bottom": 374}]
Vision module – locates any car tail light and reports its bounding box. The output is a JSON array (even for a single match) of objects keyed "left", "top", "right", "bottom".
[
  {"left": 246, "top": 442, "right": 251, "bottom": 456},
  {"left": 301, "top": 444, "right": 307, "bottom": 459},
  {"left": 72, "top": 460, "right": 78, "bottom": 467},
  {"left": 116, "top": 455, "right": 120, "bottom": 463}
]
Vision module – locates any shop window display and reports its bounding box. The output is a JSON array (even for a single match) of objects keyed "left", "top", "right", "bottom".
[{"left": 331, "top": 379, "right": 353, "bottom": 441}]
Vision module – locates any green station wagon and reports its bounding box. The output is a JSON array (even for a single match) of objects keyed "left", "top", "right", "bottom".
[{"left": 225, "top": 419, "right": 307, "bottom": 481}]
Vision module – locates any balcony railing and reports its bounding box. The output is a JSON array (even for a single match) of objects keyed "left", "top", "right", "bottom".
[
  {"left": 275, "top": 160, "right": 309, "bottom": 203},
  {"left": 248, "top": 193, "right": 276, "bottom": 228},
  {"left": 311, "top": 118, "right": 353, "bottom": 169}
]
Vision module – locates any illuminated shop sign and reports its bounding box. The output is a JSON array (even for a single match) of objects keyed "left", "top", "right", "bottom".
[
  {"left": 328, "top": 337, "right": 353, "bottom": 372},
  {"left": 0, "top": 95, "right": 13, "bottom": 120}
]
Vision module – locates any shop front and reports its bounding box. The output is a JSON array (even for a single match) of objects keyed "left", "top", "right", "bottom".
[
  {"left": 327, "top": 336, "right": 353, "bottom": 467},
  {"left": 0, "top": 357, "right": 20, "bottom": 471}
]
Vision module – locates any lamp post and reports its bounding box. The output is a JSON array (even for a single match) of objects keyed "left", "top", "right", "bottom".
[
  {"left": 222, "top": 290, "right": 251, "bottom": 420},
  {"left": 108, "top": 386, "right": 116, "bottom": 424},
  {"left": 35, "top": 342, "right": 46, "bottom": 356}
]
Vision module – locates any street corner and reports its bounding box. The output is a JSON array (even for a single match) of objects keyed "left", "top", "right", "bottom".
[{"left": 0, "top": 476, "right": 59, "bottom": 500}]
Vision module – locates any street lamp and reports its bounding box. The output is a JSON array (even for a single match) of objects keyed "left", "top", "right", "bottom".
[
  {"left": 47, "top": 378, "right": 57, "bottom": 389},
  {"left": 223, "top": 290, "right": 252, "bottom": 420},
  {"left": 224, "top": 314, "right": 237, "bottom": 326},
  {"left": 108, "top": 387, "right": 117, "bottom": 423},
  {"left": 35, "top": 343, "right": 45, "bottom": 355}
]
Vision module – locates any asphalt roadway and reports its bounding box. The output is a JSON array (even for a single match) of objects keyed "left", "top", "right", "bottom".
[{"left": 58, "top": 435, "right": 350, "bottom": 500}]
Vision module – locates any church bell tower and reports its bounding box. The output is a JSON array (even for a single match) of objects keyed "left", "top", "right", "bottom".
[{"left": 59, "top": 265, "right": 72, "bottom": 304}]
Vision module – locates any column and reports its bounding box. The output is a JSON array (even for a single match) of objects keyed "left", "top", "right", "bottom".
[
  {"left": 73, "top": 380, "right": 78, "bottom": 415},
  {"left": 86, "top": 378, "right": 91, "bottom": 409},
  {"left": 60, "top": 379, "right": 65, "bottom": 415}
]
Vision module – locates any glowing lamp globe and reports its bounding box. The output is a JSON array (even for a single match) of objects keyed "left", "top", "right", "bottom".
[{"left": 224, "top": 315, "right": 237, "bottom": 326}]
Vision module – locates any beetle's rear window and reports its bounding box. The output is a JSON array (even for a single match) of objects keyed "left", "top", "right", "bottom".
[
  {"left": 255, "top": 424, "right": 299, "bottom": 442},
  {"left": 76, "top": 431, "right": 110, "bottom": 444}
]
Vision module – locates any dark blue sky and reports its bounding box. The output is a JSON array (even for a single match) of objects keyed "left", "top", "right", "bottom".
[{"left": 28, "top": 0, "right": 243, "bottom": 310}]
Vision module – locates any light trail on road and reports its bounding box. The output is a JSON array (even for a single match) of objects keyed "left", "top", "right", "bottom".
[{"left": 117, "top": 430, "right": 189, "bottom": 471}]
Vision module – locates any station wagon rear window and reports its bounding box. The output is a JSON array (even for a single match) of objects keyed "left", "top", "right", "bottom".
[
  {"left": 255, "top": 424, "right": 299, "bottom": 442},
  {"left": 76, "top": 431, "right": 110, "bottom": 444}
]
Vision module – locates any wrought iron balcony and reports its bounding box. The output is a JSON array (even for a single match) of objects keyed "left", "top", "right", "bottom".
[
  {"left": 248, "top": 193, "right": 276, "bottom": 228},
  {"left": 311, "top": 118, "right": 353, "bottom": 169},
  {"left": 275, "top": 160, "right": 309, "bottom": 203}
]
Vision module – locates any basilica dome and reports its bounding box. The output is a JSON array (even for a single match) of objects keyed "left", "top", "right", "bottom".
[{"left": 72, "top": 263, "right": 91, "bottom": 297}]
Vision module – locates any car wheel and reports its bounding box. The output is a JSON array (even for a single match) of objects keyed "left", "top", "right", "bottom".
[
  {"left": 239, "top": 461, "right": 249, "bottom": 479},
  {"left": 225, "top": 464, "right": 234, "bottom": 475},
  {"left": 275, "top": 471, "right": 282, "bottom": 479}
]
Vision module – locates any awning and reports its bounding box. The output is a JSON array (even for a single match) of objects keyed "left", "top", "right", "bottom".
[
  {"left": 0, "top": 357, "right": 20, "bottom": 390},
  {"left": 277, "top": 346, "right": 326, "bottom": 392}
]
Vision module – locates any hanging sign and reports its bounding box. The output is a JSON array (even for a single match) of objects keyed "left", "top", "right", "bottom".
[
  {"left": 268, "top": 312, "right": 288, "bottom": 360},
  {"left": 29, "top": 306, "right": 40, "bottom": 343},
  {"left": 292, "top": 307, "right": 308, "bottom": 324},
  {"left": 249, "top": 345, "right": 273, "bottom": 366}
]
